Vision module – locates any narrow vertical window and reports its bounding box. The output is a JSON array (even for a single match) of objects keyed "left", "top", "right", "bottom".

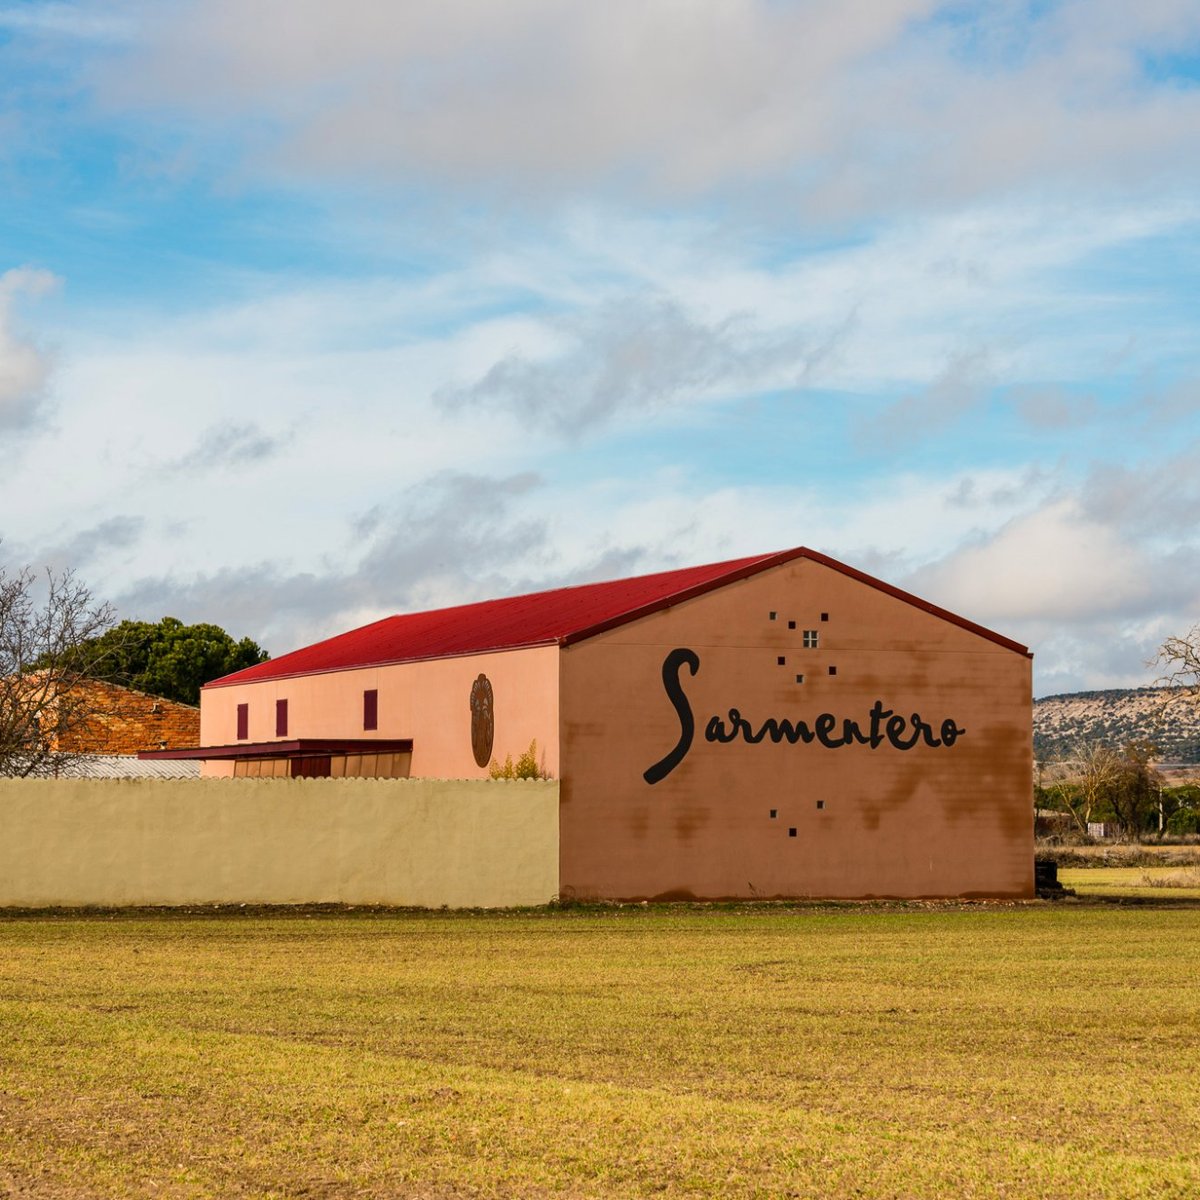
[
  {"left": 363, "top": 689, "right": 378, "bottom": 731},
  {"left": 236, "top": 703, "right": 249, "bottom": 740},
  {"left": 276, "top": 699, "right": 288, "bottom": 737}
]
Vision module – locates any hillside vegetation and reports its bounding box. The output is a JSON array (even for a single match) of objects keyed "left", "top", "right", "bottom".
[{"left": 1034, "top": 686, "right": 1200, "bottom": 763}]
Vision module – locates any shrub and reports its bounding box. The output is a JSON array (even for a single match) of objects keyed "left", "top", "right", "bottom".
[{"left": 488, "top": 739, "right": 550, "bottom": 780}]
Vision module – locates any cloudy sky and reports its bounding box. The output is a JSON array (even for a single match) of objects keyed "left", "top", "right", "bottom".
[{"left": 1, "top": 0, "right": 1198, "bottom": 695}]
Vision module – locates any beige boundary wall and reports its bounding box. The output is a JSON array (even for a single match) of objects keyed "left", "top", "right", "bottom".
[{"left": 0, "top": 778, "right": 559, "bottom": 909}]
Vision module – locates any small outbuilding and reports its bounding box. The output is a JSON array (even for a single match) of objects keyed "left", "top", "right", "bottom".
[{"left": 146, "top": 547, "right": 1033, "bottom": 900}]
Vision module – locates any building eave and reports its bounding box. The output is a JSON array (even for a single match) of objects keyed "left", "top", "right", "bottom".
[{"left": 138, "top": 738, "right": 414, "bottom": 761}]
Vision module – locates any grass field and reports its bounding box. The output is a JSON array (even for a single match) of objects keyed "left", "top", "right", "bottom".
[
  {"left": 1059, "top": 866, "right": 1200, "bottom": 899},
  {"left": 2, "top": 904, "right": 1200, "bottom": 1199}
]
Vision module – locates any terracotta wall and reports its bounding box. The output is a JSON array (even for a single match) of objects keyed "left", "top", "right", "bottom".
[
  {"left": 559, "top": 557, "right": 1032, "bottom": 900},
  {"left": 0, "top": 778, "right": 558, "bottom": 908},
  {"left": 53, "top": 680, "right": 199, "bottom": 754},
  {"left": 199, "top": 646, "right": 559, "bottom": 780}
]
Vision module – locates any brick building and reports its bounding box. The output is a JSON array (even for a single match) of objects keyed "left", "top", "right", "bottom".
[{"left": 49, "top": 679, "right": 199, "bottom": 755}]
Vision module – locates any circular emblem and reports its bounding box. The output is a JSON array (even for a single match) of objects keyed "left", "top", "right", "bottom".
[{"left": 470, "top": 674, "right": 494, "bottom": 768}]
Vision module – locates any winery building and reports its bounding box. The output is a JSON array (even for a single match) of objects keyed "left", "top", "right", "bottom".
[{"left": 146, "top": 547, "right": 1034, "bottom": 900}]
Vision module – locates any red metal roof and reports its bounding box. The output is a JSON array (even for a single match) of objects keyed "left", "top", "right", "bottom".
[{"left": 206, "top": 546, "right": 1030, "bottom": 690}]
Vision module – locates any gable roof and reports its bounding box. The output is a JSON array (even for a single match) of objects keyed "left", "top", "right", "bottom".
[{"left": 206, "top": 546, "right": 1030, "bottom": 689}]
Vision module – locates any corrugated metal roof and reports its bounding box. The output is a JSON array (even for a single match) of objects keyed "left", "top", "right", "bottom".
[
  {"left": 207, "top": 546, "right": 1030, "bottom": 689},
  {"left": 25, "top": 755, "right": 201, "bottom": 779}
]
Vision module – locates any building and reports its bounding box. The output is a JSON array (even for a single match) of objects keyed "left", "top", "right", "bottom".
[
  {"left": 52, "top": 679, "right": 200, "bottom": 756},
  {"left": 6, "top": 677, "right": 201, "bottom": 778},
  {"left": 144, "top": 547, "right": 1033, "bottom": 899}
]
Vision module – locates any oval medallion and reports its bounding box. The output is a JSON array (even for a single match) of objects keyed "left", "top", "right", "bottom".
[{"left": 470, "top": 674, "right": 494, "bottom": 768}]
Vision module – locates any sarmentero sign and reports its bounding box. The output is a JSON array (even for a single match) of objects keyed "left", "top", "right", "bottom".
[{"left": 644, "top": 648, "right": 967, "bottom": 785}]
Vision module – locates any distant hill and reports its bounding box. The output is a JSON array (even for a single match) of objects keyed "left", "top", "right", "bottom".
[{"left": 1034, "top": 687, "right": 1200, "bottom": 763}]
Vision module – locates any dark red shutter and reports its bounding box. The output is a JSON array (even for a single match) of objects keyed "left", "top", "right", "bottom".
[
  {"left": 290, "top": 756, "right": 331, "bottom": 778},
  {"left": 236, "top": 703, "right": 249, "bottom": 740},
  {"left": 276, "top": 699, "right": 288, "bottom": 737},
  {"left": 363, "top": 689, "right": 378, "bottom": 731}
]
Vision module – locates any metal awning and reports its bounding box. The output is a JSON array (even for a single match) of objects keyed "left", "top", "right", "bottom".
[{"left": 138, "top": 738, "right": 414, "bottom": 761}]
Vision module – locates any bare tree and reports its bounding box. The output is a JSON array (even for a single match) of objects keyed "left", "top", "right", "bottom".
[
  {"left": 1156, "top": 624, "right": 1200, "bottom": 698},
  {"left": 1106, "top": 740, "right": 1163, "bottom": 841},
  {"left": 1062, "top": 741, "right": 1122, "bottom": 835},
  {"left": 0, "top": 564, "right": 117, "bottom": 776}
]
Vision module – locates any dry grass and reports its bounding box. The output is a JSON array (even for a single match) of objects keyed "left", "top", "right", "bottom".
[
  {"left": 1138, "top": 867, "right": 1200, "bottom": 889},
  {"left": 1040, "top": 842, "right": 1200, "bottom": 869},
  {"left": 1059, "top": 866, "right": 1200, "bottom": 899},
  {"left": 2, "top": 905, "right": 1200, "bottom": 1198}
]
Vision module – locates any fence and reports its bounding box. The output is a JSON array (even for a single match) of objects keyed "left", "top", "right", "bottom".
[{"left": 0, "top": 777, "right": 558, "bottom": 908}]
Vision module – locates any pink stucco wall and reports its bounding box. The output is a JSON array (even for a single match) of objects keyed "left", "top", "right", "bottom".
[
  {"left": 558, "top": 557, "right": 1033, "bottom": 900},
  {"left": 199, "top": 645, "right": 559, "bottom": 780}
]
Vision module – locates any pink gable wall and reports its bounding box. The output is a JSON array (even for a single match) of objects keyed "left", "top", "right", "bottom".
[{"left": 559, "top": 556, "right": 1032, "bottom": 900}]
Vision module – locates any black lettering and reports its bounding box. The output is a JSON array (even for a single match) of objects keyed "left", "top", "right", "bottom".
[
  {"left": 729, "top": 708, "right": 766, "bottom": 743},
  {"left": 815, "top": 712, "right": 846, "bottom": 748},
  {"left": 913, "top": 714, "right": 942, "bottom": 748},
  {"left": 868, "top": 701, "right": 893, "bottom": 749},
  {"left": 886, "top": 714, "right": 921, "bottom": 750},
  {"left": 645, "top": 657, "right": 964, "bottom": 777},
  {"left": 643, "top": 648, "right": 700, "bottom": 784},
  {"left": 940, "top": 720, "right": 965, "bottom": 747},
  {"left": 755, "top": 717, "right": 814, "bottom": 745},
  {"left": 842, "top": 718, "right": 871, "bottom": 745},
  {"left": 705, "top": 715, "right": 733, "bottom": 743}
]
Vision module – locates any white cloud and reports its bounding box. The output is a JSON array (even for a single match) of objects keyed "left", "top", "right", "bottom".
[
  {"left": 0, "top": 267, "right": 58, "bottom": 431},
  {"left": 906, "top": 497, "right": 1160, "bottom": 623},
  {"left": 96, "top": 0, "right": 1200, "bottom": 215},
  {"left": 437, "top": 295, "right": 810, "bottom": 434}
]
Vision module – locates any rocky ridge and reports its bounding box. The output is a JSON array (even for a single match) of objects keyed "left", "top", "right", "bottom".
[{"left": 1034, "top": 687, "right": 1200, "bottom": 763}]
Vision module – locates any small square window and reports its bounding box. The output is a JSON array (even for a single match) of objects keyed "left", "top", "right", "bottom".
[
  {"left": 769, "top": 809, "right": 777, "bottom": 819},
  {"left": 828, "top": 665, "right": 837, "bottom": 676},
  {"left": 795, "top": 674, "right": 805, "bottom": 684},
  {"left": 816, "top": 800, "right": 825, "bottom": 810},
  {"left": 803, "top": 630, "right": 819, "bottom": 648},
  {"left": 768, "top": 610, "right": 777, "bottom": 620},
  {"left": 821, "top": 612, "right": 829, "bottom": 622},
  {"left": 363, "top": 689, "right": 378, "bottom": 731},
  {"left": 788, "top": 828, "right": 797, "bottom": 838},
  {"left": 787, "top": 620, "right": 796, "bottom": 630},
  {"left": 777, "top": 656, "right": 786, "bottom": 666},
  {"left": 236, "top": 703, "right": 248, "bottom": 741}
]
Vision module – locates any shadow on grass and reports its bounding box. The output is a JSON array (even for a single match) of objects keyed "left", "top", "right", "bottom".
[{"left": 5, "top": 893, "right": 1200, "bottom": 919}]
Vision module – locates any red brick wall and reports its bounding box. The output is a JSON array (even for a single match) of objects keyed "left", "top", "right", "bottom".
[{"left": 53, "top": 681, "right": 200, "bottom": 755}]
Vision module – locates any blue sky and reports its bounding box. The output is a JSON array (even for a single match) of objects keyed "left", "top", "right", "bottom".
[{"left": 1, "top": 0, "right": 1199, "bottom": 695}]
